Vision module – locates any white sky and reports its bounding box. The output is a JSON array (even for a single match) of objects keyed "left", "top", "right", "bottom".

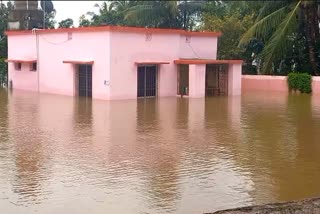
[{"left": 52, "top": 1, "right": 101, "bottom": 26}]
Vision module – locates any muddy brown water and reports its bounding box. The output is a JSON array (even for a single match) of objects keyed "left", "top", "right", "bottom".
[{"left": 1, "top": 89, "right": 320, "bottom": 214}]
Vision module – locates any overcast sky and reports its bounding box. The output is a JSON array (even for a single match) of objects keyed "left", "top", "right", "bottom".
[
  {"left": 53, "top": 1, "right": 101, "bottom": 26},
  {"left": 3, "top": 1, "right": 101, "bottom": 27}
]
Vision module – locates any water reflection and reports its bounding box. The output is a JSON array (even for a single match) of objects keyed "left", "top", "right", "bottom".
[
  {"left": 7, "top": 91, "right": 48, "bottom": 207},
  {"left": 1, "top": 89, "right": 320, "bottom": 213},
  {"left": 0, "top": 89, "right": 8, "bottom": 141},
  {"left": 240, "top": 92, "right": 320, "bottom": 204}
]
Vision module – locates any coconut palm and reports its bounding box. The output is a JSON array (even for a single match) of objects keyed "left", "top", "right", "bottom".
[
  {"left": 87, "top": 1, "right": 138, "bottom": 26},
  {"left": 124, "top": 1, "right": 179, "bottom": 28},
  {"left": 178, "top": 0, "right": 205, "bottom": 30},
  {"left": 88, "top": 2, "right": 114, "bottom": 25},
  {"left": 239, "top": 0, "right": 320, "bottom": 75},
  {"left": 124, "top": 0, "right": 205, "bottom": 30},
  {"left": 109, "top": 0, "right": 137, "bottom": 13}
]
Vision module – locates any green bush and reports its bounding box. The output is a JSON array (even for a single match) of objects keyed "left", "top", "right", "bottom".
[
  {"left": 0, "top": 58, "right": 8, "bottom": 87},
  {"left": 287, "top": 72, "right": 312, "bottom": 94}
]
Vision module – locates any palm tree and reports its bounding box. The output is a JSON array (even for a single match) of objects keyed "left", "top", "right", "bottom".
[
  {"left": 87, "top": 1, "right": 137, "bottom": 26},
  {"left": 239, "top": 0, "right": 320, "bottom": 76},
  {"left": 178, "top": 0, "right": 205, "bottom": 30},
  {"left": 124, "top": 1, "right": 205, "bottom": 30},
  {"left": 109, "top": 0, "right": 136, "bottom": 12},
  {"left": 124, "top": 1, "right": 179, "bottom": 28}
]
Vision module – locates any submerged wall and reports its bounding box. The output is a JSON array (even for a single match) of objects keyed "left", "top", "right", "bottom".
[
  {"left": 242, "top": 75, "right": 288, "bottom": 93},
  {"left": 242, "top": 75, "right": 320, "bottom": 94},
  {"left": 7, "top": 31, "right": 111, "bottom": 99},
  {"left": 312, "top": 77, "right": 320, "bottom": 95},
  {"left": 7, "top": 34, "right": 38, "bottom": 92},
  {"left": 7, "top": 27, "right": 219, "bottom": 100},
  {"left": 109, "top": 31, "right": 217, "bottom": 100}
]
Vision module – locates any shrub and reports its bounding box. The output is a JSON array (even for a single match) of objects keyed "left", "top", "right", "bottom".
[
  {"left": 287, "top": 72, "right": 312, "bottom": 94},
  {"left": 0, "top": 58, "right": 8, "bottom": 87}
]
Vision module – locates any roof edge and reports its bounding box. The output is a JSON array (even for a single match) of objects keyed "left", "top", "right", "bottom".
[
  {"left": 5, "top": 25, "right": 222, "bottom": 37},
  {"left": 174, "top": 59, "right": 243, "bottom": 65}
]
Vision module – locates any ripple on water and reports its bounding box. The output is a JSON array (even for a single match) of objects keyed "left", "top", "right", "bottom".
[{"left": 1, "top": 91, "right": 320, "bottom": 213}]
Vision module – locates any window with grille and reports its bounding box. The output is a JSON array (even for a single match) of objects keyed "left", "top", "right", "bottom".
[
  {"left": 15, "top": 63, "right": 22, "bottom": 71},
  {"left": 30, "top": 62, "right": 37, "bottom": 72}
]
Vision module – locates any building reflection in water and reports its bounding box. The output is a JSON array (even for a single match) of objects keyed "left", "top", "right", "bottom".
[
  {"left": 0, "top": 89, "right": 9, "bottom": 141},
  {"left": 7, "top": 90, "right": 48, "bottom": 207},
  {"left": 143, "top": 98, "right": 181, "bottom": 213},
  {"left": 3, "top": 89, "right": 320, "bottom": 213},
  {"left": 0, "top": 89, "right": 12, "bottom": 208},
  {"left": 239, "top": 92, "right": 320, "bottom": 205}
]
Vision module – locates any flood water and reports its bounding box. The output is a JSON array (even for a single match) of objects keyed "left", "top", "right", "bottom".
[{"left": 1, "top": 89, "right": 320, "bottom": 214}]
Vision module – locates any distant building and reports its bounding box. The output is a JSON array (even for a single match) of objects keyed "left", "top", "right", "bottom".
[
  {"left": 5, "top": 26, "right": 242, "bottom": 100},
  {"left": 8, "top": 0, "right": 44, "bottom": 30}
]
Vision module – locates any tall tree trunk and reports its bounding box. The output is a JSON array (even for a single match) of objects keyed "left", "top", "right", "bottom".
[{"left": 301, "top": 1, "right": 320, "bottom": 76}]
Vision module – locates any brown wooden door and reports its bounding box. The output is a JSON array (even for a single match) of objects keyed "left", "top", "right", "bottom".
[{"left": 218, "top": 68, "right": 228, "bottom": 96}]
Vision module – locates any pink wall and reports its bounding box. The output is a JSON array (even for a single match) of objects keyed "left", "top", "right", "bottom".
[
  {"left": 8, "top": 31, "right": 111, "bottom": 99},
  {"left": 8, "top": 64, "right": 38, "bottom": 91},
  {"left": 242, "top": 75, "right": 320, "bottom": 95},
  {"left": 228, "top": 64, "right": 242, "bottom": 96},
  {"left": 8, "top": 28, "right": 219, "bottom": 100},
  {"left": 188, "top": 64, "right": 206, "bottom": 98},
  {"left": 242, "top": 75, "right": 288, "bottom": 93},
  {"left": 312, "top": 77, "right": 320, "bottom": 95},
  {"left": 179, "top": 36, "right": 217, "bottom": 59},
  {"left": 109, "top": 31, "right": 217, "bottom": 100},
  {"left": 7, "top": 34, "right": 37, "bottom": 91},
  {"left": 7, "top": 34, "right": 36, "bottom": 59},
  {"left": 38, "top": 31, "right": 111, "bottom": 99},
  {"left": 109, "top": 32, "right": 178, "bottom": 99}
]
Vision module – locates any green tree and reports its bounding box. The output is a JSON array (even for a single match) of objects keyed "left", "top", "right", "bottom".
[
  {"left": 44, "top": 10, "right": 57, "bottom": 29},
  {"left": 58, "top": 18, "right": 74, "bottom": 28},
  {"left": 87, "top": 1, "right": 205, "bottom": 30},
  {"left": 176, "top": 0, "right": 205, "bottom": 30},
  {"left": 202, "top": 11, "right": 255, "bottom": 59},
  {"left": 0, "top": 1, "right": 13, "bottom": 87},
  {"left": 79, "top": 15, "right": 91, "bottom": 27},
  {"left": 87, "top": 1, "right": 138, "bottom": 26},
  {"left": 201, "top": 1, "right": 263, "bottom": 74},
  {"left": 124, "top": 1, "right": 205, "bottom": 29},
  {"left": 239, "top": 1, "right": 320, "bottom": 75},
  {"left": 124, "top": 1, "right": 179, "bottom": 28}
]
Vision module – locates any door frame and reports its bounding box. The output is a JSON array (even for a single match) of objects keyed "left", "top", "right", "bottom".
[
  {"left": 76, "top": 64, "right": 93, "bottom": 98},
  {"left": 205, "top": 64, "right": 228, "bottom": 97},
  {"left": 137, "top": 64, "right": 158, "bottom": 98}
]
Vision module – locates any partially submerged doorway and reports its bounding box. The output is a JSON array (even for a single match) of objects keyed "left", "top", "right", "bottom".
[
  {"left": 206, "top": 64, "right": 228, "bottom": 96},
  {"left": 77, "top": 64, "right": 92, "bottom": 97},
  {"left": 177, "top": 64, "right": 189, "bottom": 96},
  {"left": 137, "top": 65, "right": 158, "bottom": 98}
]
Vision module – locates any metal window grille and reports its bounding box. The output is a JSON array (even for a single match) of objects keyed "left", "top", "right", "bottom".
[
  {"left": 137, "top": 65, "right": 157, "bottom": 98},
  {"left": 78, "top": 64, "right": 92, "bottom": 97}
]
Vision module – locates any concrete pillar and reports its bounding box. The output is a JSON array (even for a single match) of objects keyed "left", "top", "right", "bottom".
[
  {"left": 188, "top": 64, "right": 206, "bottom": 98},
  {"left": 228, "top": 63, "right": 242, "bottom": 96}
]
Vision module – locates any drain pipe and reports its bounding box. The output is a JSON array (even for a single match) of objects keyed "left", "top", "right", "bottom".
[
  {"left": 32, "top": 28, "right": 40, "bottom": 92},
  {"left": 37, "top": 31, "right": 39, "bottom": 92}
]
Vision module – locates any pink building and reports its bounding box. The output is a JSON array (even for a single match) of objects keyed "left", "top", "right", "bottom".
[{"left": 5, "top": 26, "right": 242, "bottom": 100}]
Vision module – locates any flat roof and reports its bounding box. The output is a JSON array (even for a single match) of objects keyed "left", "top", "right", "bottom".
[
  {"left": 5, "top": 25, "right": 222, "bottom": 37},
  {"left": 174, "top": 59, "right": 243, "bottom": 65}
]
